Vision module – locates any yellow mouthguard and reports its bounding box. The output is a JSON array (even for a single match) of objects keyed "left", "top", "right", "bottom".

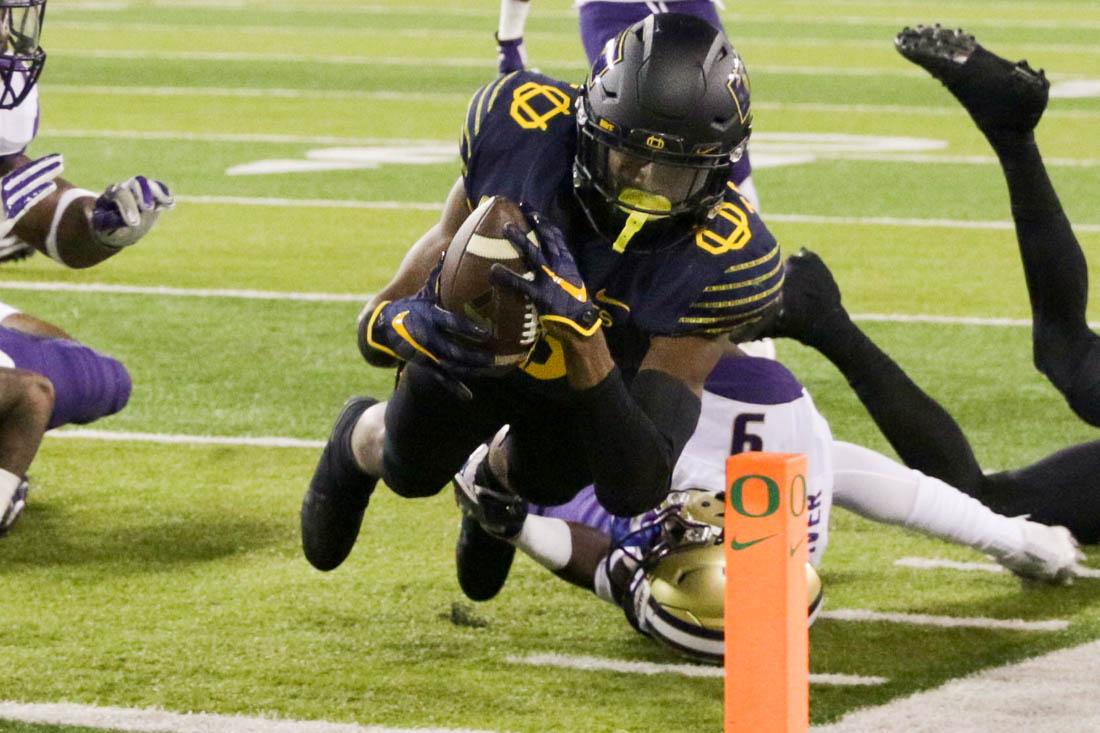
[{"left": 611, "top": 189, "right": 672, "bottom": 253}]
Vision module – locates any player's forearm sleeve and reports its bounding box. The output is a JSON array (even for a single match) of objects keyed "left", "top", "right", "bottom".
[{"left": 574, "top": 368, "right": 700, "bottom": 516}]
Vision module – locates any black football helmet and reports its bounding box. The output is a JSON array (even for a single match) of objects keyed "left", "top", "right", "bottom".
[
  {"left": 0, "top": 0, "right": 45, "bottom": 109},
  {"left": 573, "top": 13, "right": 752, "bottom": 250}
]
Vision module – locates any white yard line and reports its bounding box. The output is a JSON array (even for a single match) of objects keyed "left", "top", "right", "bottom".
[
  {"left": 0, "top": 702, "right": 503, "bottom": 733},
  {"left": 46, "top": 428, "right": 324, "bottom": 449},
  {"left": 5, "top": 279, "right": 1098, "bottom": 331},
  {"left": 820, "top": 609, "right": 1069, "bottom": 632},
  {"left": 36, "top": 84, "right": 1100, "bottom": 119},
  {"left": 811, "top": 640, "right": 1100, "bottom": 733},
  {"left": 44, "top": 84, "right": 470, "bottom": 102},
  {"left": 895, "top": 556, "right": 1100, "bottom": 579},
  {"left": 0, "top": 280, "right": 368, "bottom": 302},
  {"left": 33, "top": 125, "right": 1100, "bottom": 169},
  {"left": 39, "top": 128, "right": 454, "bottom": 145},
  {"left": 508, "top": 654, "right": 887, "bottom": 686}
]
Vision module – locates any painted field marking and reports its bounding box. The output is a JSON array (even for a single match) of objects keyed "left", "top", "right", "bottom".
[
  {"left": 0, "top": 701, "right": 503, "bottom": 733},
  {"left": 47, "top": 428, "right": 324, "bottom": 449},
  {"left": 33, "top": 125, "right": 1100, "bottom": 170},
  {"left": 0, "top": 280, "right": 369, "bottom": 302},
  {"left": 5, "top": 279, "right": 1099, "bottom": 331},
  {"left": 895, "top": 556, "right": 1100, "bottom": 579},
  {"left": 47, "top": 0, "right": 1100, "bottom": 30},
  {"left": 109, "top": 192, "right": 1100, "bottom": 235},
  {"left": 36, "top": 84, "right": 1100, "bottom": 119},
  {"left": 820, "top": 608, "right": 1069, "bottom": 632},
  {"left": 507, "top": 654, "right": 886, "bottom": 686},
  {"left": 811, "top": 640, "right": 1100, "bottom": 733}
]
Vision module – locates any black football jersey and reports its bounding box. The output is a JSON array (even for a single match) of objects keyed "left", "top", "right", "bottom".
[{"left": 460, "top": 71, "right": 783, "bottom": 387}]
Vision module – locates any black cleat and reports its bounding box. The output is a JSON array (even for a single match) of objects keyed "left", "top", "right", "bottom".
[
  {"left": 895, "top": 24, "right": 1049, "bottom": 138},
  {"left": 0, "top": 239, "right": 34, "bottom": 264},
  {"left": 770, "top": 248, "right": 846, "bottom": 347},
  {"left": 455, "top": 515, "right": 516, "bottom": 602},
  {"left": 453, "top": 442, "right": 526, "bottom": 601},
  {"left": 301, "top": 396, "right": 379, "bottom": 571},
  {"left": 0, "top": 478, "right": 28, "bottom": 537}
]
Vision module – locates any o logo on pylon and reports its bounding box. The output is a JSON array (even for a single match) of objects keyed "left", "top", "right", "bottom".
[{"left": 510, "top": 82, "right": 573, "bottom": 131}]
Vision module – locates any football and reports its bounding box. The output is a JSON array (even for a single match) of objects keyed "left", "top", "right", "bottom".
[{"left": 438, "top": 195, "right": 539, "bottom": 370}]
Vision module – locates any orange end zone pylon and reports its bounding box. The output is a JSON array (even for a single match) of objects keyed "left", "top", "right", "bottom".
[{"left": 724, "top": 452, "right": 809, "bottom": 733}]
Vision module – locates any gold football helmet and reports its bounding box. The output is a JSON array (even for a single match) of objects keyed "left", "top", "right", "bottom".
[{"left": 631, "top": 489, "right": 824, "bottom": 665}]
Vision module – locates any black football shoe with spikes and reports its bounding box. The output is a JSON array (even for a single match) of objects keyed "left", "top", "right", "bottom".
[
  {"left": 301, "top": 396, "right": 379, "bottom": 571},
  {"left": 895, "top": 25, "right": 1049, "bottom": 139},
  {"left": 453, "top": 442, "right": 527, "bottom": 602}
]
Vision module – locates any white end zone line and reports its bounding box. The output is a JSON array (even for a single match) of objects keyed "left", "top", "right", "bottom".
[
  {"left": 896, "top": 556, "right": 1100, "bottom": 579},
  {"left": 820, "top": 609, "right": 1069, "bottom": 632},
  {"left": 0, "top": 702, "right": 504, "bottom": 733},
  {"left": 507, "top": 654, "right": 887, "bottom": 686}
]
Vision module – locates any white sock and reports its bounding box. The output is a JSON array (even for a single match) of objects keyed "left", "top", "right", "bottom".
[
  {"left": 498, "top": 0, "right": 531, "bottom": 40},
  {"left": 511, "top": 514, "right": 572, "bottom": 571},
  {"left": 0, "top": 467, "right": 21, "bottom": 511},
  {"left": 832, "top": 441, "right": 1024, "bottom": 557}
]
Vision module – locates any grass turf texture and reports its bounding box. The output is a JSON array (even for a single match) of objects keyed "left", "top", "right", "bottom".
[{"left": 3, "top": 0, "right": 1100, "bottom": 731}]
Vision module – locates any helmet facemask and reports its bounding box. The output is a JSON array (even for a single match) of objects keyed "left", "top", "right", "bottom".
[{"left": 0, "top": 0, "right": 45, "bottom": 110}]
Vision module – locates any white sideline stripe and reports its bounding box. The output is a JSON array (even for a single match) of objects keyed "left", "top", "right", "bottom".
[
  {"left": 811, "top": 640, "right": 1100, "bottom": 733},
  {"left": 47, "top": 429, "right": 324, "bottom": 449},
  {"left": 895, "top": 556, "right": 1100, "bottom": 579},
  {"left": 508, "top": 654, "right": 887, "bottom": 686},
  {"left": 754, "top": 100, "right": 1100, "bottom": 121},
  {"left": 821, "top": 608, "right": 1069, "bottom": 632},
  {"left": 0, "top": 701, "right": 502, "bottom": 733},
  {"left": 0, "top": 280, "right": 368, "bottom": 302}
]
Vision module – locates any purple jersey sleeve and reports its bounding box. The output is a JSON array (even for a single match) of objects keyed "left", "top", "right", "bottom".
[{"left": 0, "top": 327, "right": 131, "bottom": 429}]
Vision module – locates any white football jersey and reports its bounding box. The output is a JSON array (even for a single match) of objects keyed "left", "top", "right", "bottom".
[
  {"left": 671, "top": 356, "right": 834, "bottom": 566},
  {"left": 0, "top": 84, "right": 39, "bottom": 157}
]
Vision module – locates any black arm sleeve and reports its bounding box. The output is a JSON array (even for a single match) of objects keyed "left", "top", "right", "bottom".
[{"left": 573, "top": 367, "right": 701, "bottom": 516}]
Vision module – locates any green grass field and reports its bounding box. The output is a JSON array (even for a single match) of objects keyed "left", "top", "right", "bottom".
[{"left": 3, "top": 1, "right": 1100, "bottom": 731}]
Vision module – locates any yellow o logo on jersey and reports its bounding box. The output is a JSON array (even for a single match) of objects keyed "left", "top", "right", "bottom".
[
  {"left": 696, "top": 201, "right": 753, "bottom": 255},
  {"left": 510, "top": 82, "right": 573, "bottom": 131}
]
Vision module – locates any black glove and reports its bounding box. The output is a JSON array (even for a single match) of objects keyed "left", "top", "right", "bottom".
[
  {"left": 490, "top": 207, "right": 601, "bottom": 337},
  {"left": 361, "top": 263, "right": 494, "bottom": 379}
]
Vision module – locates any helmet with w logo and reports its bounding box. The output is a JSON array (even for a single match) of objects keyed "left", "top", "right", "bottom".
[{"left": 0, "top": 0, "right": 46, "bottom": 109}]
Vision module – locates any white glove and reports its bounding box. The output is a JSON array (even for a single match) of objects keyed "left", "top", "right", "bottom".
[
  {"left": 0, "top": 153, "right": 63, "bottom": 239},
  {"left": 92, "top": 175, "right": 174, "bottom": 249}
]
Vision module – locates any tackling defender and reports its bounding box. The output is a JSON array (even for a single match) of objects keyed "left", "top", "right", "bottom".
[
  {"left": 765, "top": 27, "right": 1100, "bottom": 544},
  {"left": 301, "top": 16, "right": 784, "bottom": 574},
  {"left": 454, "top": 352, "right": 1080, "bottom": 663},
  {"left": 896, "top": 25, "right": 1100, "bottom": 427},
  {"left": 0, "top": 0, "right": 174, "bottom": 266}
]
